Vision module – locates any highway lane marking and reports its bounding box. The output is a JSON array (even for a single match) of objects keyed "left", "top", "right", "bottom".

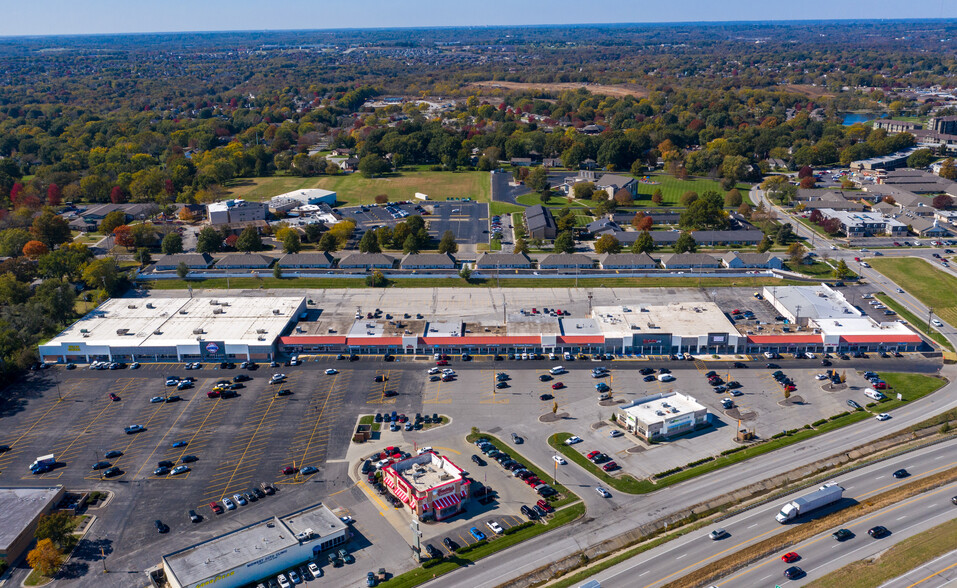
[
  {"left": 853, "top": 461, "right": 957, "bottom": 501},
  {"left": 717, "top": 483, "right": 957, "bottom": 587},
  {"left": 674, "top": 554, "right": 687, "bottom": 560},
  {"left": 900, "top": 554, "right": 957, "bottom": 588},
  {"left": 747, "top": 523, "right": 759, "bottom": 529},
  {"left": 638, "top": 570, "right": 649, "bottom": 576},
  {"left": 896, "top": 515, "right": 908, "bottom": 520}
]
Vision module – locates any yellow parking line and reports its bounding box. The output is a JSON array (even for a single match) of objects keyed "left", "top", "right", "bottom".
[
  {"left": 215, "top": 397, "right": 279, "bottom": 500},
  {"left": 129, "top": 389, "right": 206, "bottom": 479},
  {"left": 2, "top": 386, "right": 76, "bottom": 450},
  {"left": 54, "top": 379, "right": 136, "bottom": 458}
]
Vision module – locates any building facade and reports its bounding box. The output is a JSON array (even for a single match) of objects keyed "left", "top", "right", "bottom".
[
  {"left": 615, "top": 393, "right": 710, "bottom": 441},
  {"left": 207, "top": 200, "right": 268, "bottom": 225},
  {"left": 381, "top": 452, "right": 469, "bottom": 521}
]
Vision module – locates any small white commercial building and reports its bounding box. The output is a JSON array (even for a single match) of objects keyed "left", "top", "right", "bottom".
[
  {"left": 39, "top": 296, "right": 306, "bottom": 364},
  {"left": 207, "top": 199, "right": 268, "bottom": 225},
  {"left": 615, "top": 392, "right": 710, "bottom": 441},
  {"left": 161, "top": 503, "right": 347, "bottom": 588}
]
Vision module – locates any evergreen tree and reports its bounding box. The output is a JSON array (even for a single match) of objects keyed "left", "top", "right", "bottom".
[{"left": 632, "top": 230, "right": 655, "bottom": 253}]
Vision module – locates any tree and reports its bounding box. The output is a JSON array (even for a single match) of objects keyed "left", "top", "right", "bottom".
[
  {"left": 358, "top": 230, "right": 381, "bottom": 253},
  {"left": 374, "top": 194, "right": 389, "bottom": 205},
  {"left": 327, "top": 220, "right": 357, "bottom": 248},
  {"left": 437, "top": 230, "right": 458, "bottom": 254},
  {"left": 799, "top": 176, "right": 817, "bottom": 189},
  {"left": 196, "top": 226, "right": 223, "bottom": 253},
  {"left": 939, "top": 158, "right": 957, "bottom": 181},
  {"left": 680, "top": 192, "right": 728, "bottom": 230},
  {"left": 553, "top": 231, "right": 575, "bottom": 253},
  {"left": 177, "top": 207, "right": 195, "bottom": 222},
  {"left": 82, "top": 258, "right": 124, "bottom": 295},
  {"left": 402, "top": 233, "right": 420, "bottom": 254},
  {"left": 555, "top": 208, "right": 576, "bottom": 232},
  {"left": 673, "top": 232, "right": 697, "bottom": 253},
  {"left": 907, "top": 148, "right": 935, "bottom": 169},
  {"left": 0, "top": 272, "right": 31, "bottom": 304},
  {"left": 281, "top": 231, "right": 301, "bottom": 253},
  {"left": 774, "top": 223, "right": 796, "bottom": 245},
  {"left": 31, "top": 210, "right": 71, "bottom": 248},
  {"left": 161, "top": 232, "right": 183, "bottom": 254},
  {"left": 632, "top": 230, "right": 655, "bottom": 253},
  {"left": 35, "top": 512, "right": 76, "bottom": 548},
  {"left": 594, "top": 234, "right": 621, "bottom": 254},
  {"left": 679, "top": 191, "right": 699, "bottom": 206},
  {"left": 318, "top": 232, "right": 338, "bottom": 252},
  {"left": 33, "top": 279, "right": 77, "bottom": 323},
  {"left": 651, "top": 189, "right": 663, "bottom": 205},
  {"left": 0, "top": 228, "right": 32, "bottom": 257},
  {"left": 526, "top": 167, "right": 550, "bottom": 194},
  {"left": 358, "top": 154, "right": 391, "bottom": 178},
  {"left": 134, "top": 247, "right": 152, "bottom": 265},
  {"left": 757, "top": 235, "right": 772, "bottom": 253},
  {"left": 724, "top": 189, "right": 743, "bottom": 207},
  {"left": 113, "top": 225, "right": 134, "bottom": 249},
  {"left": 834, "top": 259, "right": 851, "bottom": 279},
  {"left": 572, "top": 182, "right": 595, "bottom": 200},
  {"left": 46, "top": 183, "right": 61, "bottom": 207},
  {"left": 304, "top": 223, "right": 323, "bottom": 243},
  {"left": 109, "top": 186, "right": 127, "bottom": 204},
  {"left": 273, "top": 263, "right": 283, "bottom": 279},
  {"left": 366, "top": 269, "right": 387, "bottom": 287},
  {"left": 38, "top": 243, "right": 93, "bottom": 280},
  {"left": 176, "top": 261, "right": 189, "bottom": 279},
  {"left": 22, "top": 240, "right": 49, "bottom": 260},
  {"left": 787, "top": 242, "right": 807, "bottom": 266},
  {"left": 99, "top": 210, "right": 127, "bottom": 235},
  {"left": 459, "top": 266, "right": 472, "bottom": 281},
  {"left": 631, "top": 213, "right": 653, "bottom": 231},
  {"left": 513, "top": 236, "right": 529, "bottom": 255},
  {"left": 798, "top": 165, "right": 814, "bottom": 179},
  {"left": 27, "top": 538, "right": 63, "bottom": 578},
  {"left": 932, "top": 195, "right": 954, "bottom": 210},
  {"left": 613, "top": 188, "right": 633, "bottom": 206},
  {"left": 236, "top": 227, "right": 263, "bottom": 252}
]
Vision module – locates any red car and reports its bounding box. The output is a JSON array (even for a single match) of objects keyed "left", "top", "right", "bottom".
[
  {"left": 784, "top": 384, "right": 796, "bottom": 392},
  {"left": 281, "top": 466, "right": 295, "bottom": 475},
  {"left": 586, "top": 450, "right": 600, "bottom": 459},
  {"left": 874, "top": 382, "right": 887, "bottom": 389},
  {"left": 781, "top": 552, "right": 800, "bottom": 563},
  {"left": 551, "top": 382, "right": 564, "bottom": 390},
  {"left": 537, "top": 499, "right": 554, "bottom": 513},
  {"left": 210, "top": 502, "right": 224, "bottom": 514},
  {"left": 602, "top": 461, "right": 619, "bottom": 471},
  {"left": 108, "top": 392, "right": 120, "bottom": 401},
  {"left": 436, "top": 360, "right": 448, "bottom": 366}
]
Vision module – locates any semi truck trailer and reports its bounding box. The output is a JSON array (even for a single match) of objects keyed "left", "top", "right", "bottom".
[{"left": 775, "top": 482, "right": 844, "bottom": 523}]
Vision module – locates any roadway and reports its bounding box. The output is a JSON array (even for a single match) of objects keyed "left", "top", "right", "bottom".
[
  {"left": 878, "top": 549, "right": 957, "bottom": 588},
  {"left": 585, "top": 438, "right": 957, "bottom": 588}
]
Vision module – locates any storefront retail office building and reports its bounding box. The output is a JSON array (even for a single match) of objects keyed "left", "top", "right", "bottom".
[
  {"left": 382, "top": 452, "right": 470, "bottom": 521},
  {"left": 39, "top": 296, "right": 306, "bottom": 363}
]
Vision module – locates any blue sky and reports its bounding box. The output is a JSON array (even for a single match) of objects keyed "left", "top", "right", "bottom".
[{"left": 5, "top": 0, "right": 956, "bottom": 37}]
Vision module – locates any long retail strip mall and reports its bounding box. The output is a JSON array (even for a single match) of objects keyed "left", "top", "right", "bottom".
[{"left": 38, "top": 284, "right": 925, "bottom": 364}]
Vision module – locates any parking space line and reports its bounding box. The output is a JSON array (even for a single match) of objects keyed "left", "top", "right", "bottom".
[
  {"left": 210, "top": 396, "right": 280, "bottom": 500},
  {"left": 129, "top": 385, "right": 215, "bottom": 480},
  {"left": 0, "top": 381, "right": 80, "bottom": 460},
  {"left": 53, "top": 378, "right": 138, "bottom": 461},
  {"left": 294, "top": 372, "right": 339, "bottom": 468}
]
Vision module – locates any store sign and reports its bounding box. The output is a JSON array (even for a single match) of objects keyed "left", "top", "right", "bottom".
[
  {"left": 67, "top": 345, "right": 81, "bottom": 352},
  {"left": 246, "top": 549, "right": 287, "bottom": 569},
  {"left": 205, "top": 342, "right": 220, "bottom": 354},
  {"left": 642, "top": 339, "right": 663, "bottom": 344},
  {"left": 433, "top": 485, "right": 454, "bottom": 497},
  {"left": 196, "top": 570, "right": 235, "bottom": 588}
]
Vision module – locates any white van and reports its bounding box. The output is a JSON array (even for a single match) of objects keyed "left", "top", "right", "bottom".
[
  {"left": 657, "top": 373, "right": 675, "bottom": 382},
  {"left": 864, "top": 388, "right": 885, "bottom": 401},
  {"left": 550, "top": 366, "right": 566, "bottom": 375},
  {"left": 563, "top": 352, "right": 572, "bottom": 361}
]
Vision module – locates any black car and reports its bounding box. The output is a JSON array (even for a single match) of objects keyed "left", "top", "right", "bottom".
[
  {"left": 252, "top": 487, "right": 266, "bottom": 498},
  {"left": 539, "top": 374, "right": 552, "bottom": 381},
  {"left": 188, "top": 510, "right": 201, "bottom": 523},
  {"left": 91, "top": 461, "right": 111, "bottom": 470},
  {"left": 374, "top": 413, "right": 383, "bottom": 423},
  {"left": 275, "top": 389, "right": 292, "bottom": 397},
  {"left": 233, "top": 374, "right": 251, "bottom": 382},
  {"left": 783, "top": 566, "right": 805, "bottom": 580},
  {"left": 868, "top": 525, "right": 889, "bottom": 538},
  {"left": 821, "top": 359, "right": 832, "bottom": 366},
  {"left": 847, "top": 399, "right": 862, "bottom": 410},
  {"left": 644, "top": 375, "right": 656, "bottom": 382},
  {"left": 102, "top": 466, "right": 119, "bottom": 477},
  {"left": 732, "top": 362, "right": 746, "bottom": 368},
  {"left": 181, "top": 455, "right": 198, "bottom": 463},
  {"left": 892, "top": 468, "right": 909, "bottom": 479},
  {"left": 540, "top": 393, "right": 553, "bottom": 401},
  {"left": 705, "top": 371, "right": 718, "bottom": 378},
  {"left": 833, "top": 528, "right": 854, "bottom": 541},
  {"left": 154, "top": 519, "right": 169, "bottom": 533},
  {"left": 471, "top": 455, "right": 485, "bottom": 466},
  {"left": 766, "top": 363, "right": 779, "bottom": 369},
  {"left": 425, "top": 544, "right": 442, "bottom": 559},
  {"left": 639, "top": 367, "right": 655, "bottom": 375},
  {"left": 383, "top": 390, "right": 398, "bottom": 397},
  {"left": 443, "top": 537, "right": 458, "bottom": 551}
]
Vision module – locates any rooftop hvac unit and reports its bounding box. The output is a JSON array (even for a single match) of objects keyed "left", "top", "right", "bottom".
[
  {"left": 127, "top": 304, "right": 137, "bottom": 309},
  {"left": 258, "top": 336, "right": 266, "bottom": 341},
  {"left": 192, "top": 328, "right": 205, "bottom": 334},
  {"left": 146, "top": 303, "right": 154, "bottom": 309},
  {"left": 210, "top": 300, "right": 219, "bottom": 305},
  {"left": 273, "top": 309, "right": 281, "bottom": 315},
  {"left": 82, "top": 333, "right": 89, "bottom": 338},
  {"left": 154, "top": 330, "right": 162, "bottom": 335},
  {"left": 179, "top": 310, "right": 188, "bottom": 315},
  {"left": 116, "top": 329, "right": 129, "bottom": 335},
  {"left": 221, "top": 302, "right": 229, "bottom": 306},
  {"left": 80, "top": 329, "right": 88, "bottom": 333},
  {"left": 213, "top": 308, "right": 224, "bottom": 314},
  {"left": 256, "top": 329, "right": 267, "bottom": 334}
]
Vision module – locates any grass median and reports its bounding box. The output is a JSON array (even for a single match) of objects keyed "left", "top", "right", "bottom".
[
  {"left": 660, "top": 466, "right": 957, "bottom": 588},
  {"left": 380, "top": 502, "right": 585, "bottom": 588},
  {"left": 870, "top": 257, "right": 957, "bottom": 327},
  {"left": 550, "top": 432, "right": 654, "bottom": 493},
  {"left": 874, "top": 294, "right": 954, "bottom": 352},
  {"left": 872, "top": 373, "right": 946, "bottom": 413},
  {"left": 805, "top": 516, "right": 957, "bottom": 588},
  {"left": 465, "top": 431, "right": 579, "bottom": 507}
]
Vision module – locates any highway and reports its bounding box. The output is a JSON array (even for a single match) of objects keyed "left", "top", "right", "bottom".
[
  {"left": 587, "top": 439, "right": 956, "bottom": 588},
  {"left": 878, "top": 549, "right": 957, "bottom": 588}
]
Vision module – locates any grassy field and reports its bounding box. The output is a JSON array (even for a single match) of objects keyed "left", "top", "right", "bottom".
[
  {"left": 870, "top": 257, "right": 957, "bottom": 326},
  {"left": 516, "top": 193, "right": 589, "bottom": 208},
  {"left": 224, "top": 171, "right": 491, "bottom": 206},
  {"left": 875, "top": 294, "right": 953, "bottom": 352},
  {"left": 873, "top": 373, "right": 946, "bottom": 412},
  {"left": 806, "top": 517, "right": 957, "bottom": 588},
  {"left": 488, "top": 202, "right": 524, "bottom": 216},
  {"left": 631, "top": 173, "right": 749, "bottom": 207}
]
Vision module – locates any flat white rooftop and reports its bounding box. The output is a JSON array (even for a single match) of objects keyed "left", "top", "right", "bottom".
[
  {"left": 813, "top": 317, "right": 916, "bottom": 337},
  {"left": 392, "top": 453, "right": 464, "bottom": 493},
  {"left": 593, "top": 302, "right": 737, "bottom": 338},
  {"left": 620, "top": 392, "right": 706, "bottom": 423},
  {"left": 764, "top": 285, "right": 861, "bottom": 320},
  {"left": 42, "top": 296, "right": 305, "bottom": 350}
]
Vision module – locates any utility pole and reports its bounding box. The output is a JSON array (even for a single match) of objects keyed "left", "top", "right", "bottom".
[
  {"left": 410, "top": 516, "right": 423, "bottom": 563},
  {"left": 928, "top": 307, "right": 935, "bottom": 333}
]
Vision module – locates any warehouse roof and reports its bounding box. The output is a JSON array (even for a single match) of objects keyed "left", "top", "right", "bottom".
[{"left": 0, "top": 487, "right": 62, "bottom": 552}]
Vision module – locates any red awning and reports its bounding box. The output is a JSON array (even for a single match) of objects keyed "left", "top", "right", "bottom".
[
  {"left": 747, "top": 335, "right": 823, "bottom": 344},
  {"left": 840, "top": 335, "right": 922, "bottom": 343},
  {"left": 557, "top": 335, "right": 605, "bottom": 344},
  {"left": 433, "top": 493, "right": 461, "bottom": 510},
  {"left": 383, "top": 476, "right": 396, "bottom": 490},
  {"left": 279, "top": 335, "right": 346, "bottom": 345},
  {"left": 421, "top": 336, "right": 542, "bottom": 346},
  {"left": 346, "top": 337, "right": 403, "bottom": 346}
]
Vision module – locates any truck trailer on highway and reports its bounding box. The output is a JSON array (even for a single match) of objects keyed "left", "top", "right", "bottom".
[{"left": 775, "top": 483, "right": 844, "bottom": 523}]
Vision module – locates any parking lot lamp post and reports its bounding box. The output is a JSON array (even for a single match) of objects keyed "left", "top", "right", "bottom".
[{"left": 928, "top": 308, "right": 934, "bottom": 333}]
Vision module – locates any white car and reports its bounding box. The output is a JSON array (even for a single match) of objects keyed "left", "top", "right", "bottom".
[
  {"left": 150, "top": 396, "right": 165, "bottom": 403},
  {"left": 428, "top": 367, "right": 440, "bottom": 374},
  {"left": 815, "top": 373, "right": 828, "bottom": 380},
  {"left": 129, "top": 362, "right": 140, "bottom": 369},
  {"left": 277, "top": 574, "right": 291, "bottom": 588},
  {"left": 339, "top": 515, "right": 354, "bottom": 525},
  {"left": 222, "top": 497, "right": 236, "bottom": 510},
  {"left": 233, "top": 493, "right": 247, "bottom": 506},
  {"left": 307, "top": 562, "right": 322, "bottom": 579},
  {"left": 896, "top": 288, "right": 904, "bottom": 293},
  {"left": 171, "top": 465, "right": 189, "bottom": 475},
  {"left": 657, "top": 374, "right": 675, "bottom": 382},
  {"left": 553, "top": 455, "right": 567, "bottom": 465},
  {"left": 417, "top": 446, "right": 433, "bottom": 455},
  {"left": 565, "top": 436, "right": 583, "bottom": 445},
  {"left": 875, "top": 413, "right": 891, "bottom": 421},
  {"left": 830, "top": 245, "right": 838, "bottom": 250},
  {"left": 442, "top": 368, "right": 455, "bottom": 375},
  {"left": 271, "top": 373, "right": 286, "bottom": 380},
  {"left": 596, "top": 487, "right": 611, "bottom": 498},
  {"left": 324, "top": 368, "right": 338, "bottom": 375},
  {"left": 609, "top": 430, "right": 623, "bottom": 438},
  {"left": 486, "top": 520, "right": 504, "bottom": 534}
]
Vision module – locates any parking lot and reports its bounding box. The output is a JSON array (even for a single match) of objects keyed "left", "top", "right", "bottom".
[
  {"left": 338, "top": 201, "right": 489, "bottom": 246},
  {"left": 0, "top": 350, "right": 939, "bottom": 586}
]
